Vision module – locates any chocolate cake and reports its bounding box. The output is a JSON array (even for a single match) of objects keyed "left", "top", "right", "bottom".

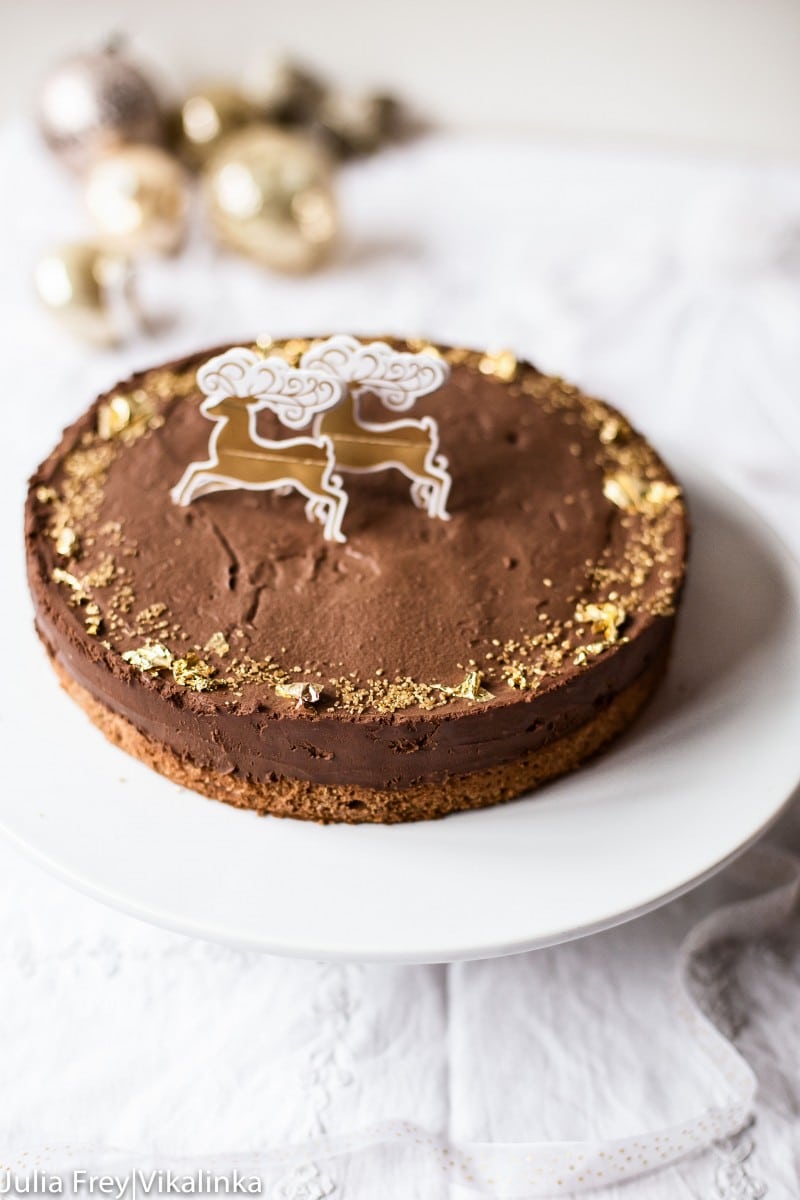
[{"left": 25, "top": 336, "right": 688, "bottom": 823}]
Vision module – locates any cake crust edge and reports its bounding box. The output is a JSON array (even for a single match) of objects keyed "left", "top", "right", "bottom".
[{"left": 48, "top": 644, "right": 670, "bottom": 824}]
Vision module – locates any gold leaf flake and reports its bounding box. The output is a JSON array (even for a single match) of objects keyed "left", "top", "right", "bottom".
[
  {"left": 171, "top": 652, "right": 216, "bottom": 692},
  {"left": 52, "top": 567, "right": 82, "bottom": 592},
  {"left": 603, "top": 471, "right": 680, "bottom": 514},
  {"left": 453, "top": 669, "right": 493, "bottom": 701},
  {"left": 437, "top": 669, "right": 494, "bottom": 702},
  {"left": 574, "top": 600, "right": 627, "bottom": 644},
  {"left": 55, "top": 527, "right": 79, "bottom": 557},
  {"left": 406, "top": 338, "right": 443, "bottom": 358},
  {"left": 275, "top": 680, "right": 321, "bottom": 707},
  {"left": 478, "top": 349, "right": 518, "bottom": 382},
  {"left": 97, "top": 390, "right": 159, "bottom": 444},
  {"left": 599, "top": 417, "right": 624, "bottom": 444},
  {"left": 645, "top": 480, "right": 681, "bottom": 509},
  {"left": 204, "top": 631, "right": 231, "bottom": 658},
  {"left": 573, "top": 641, "right": 609, "bottom": 667},
  {"left": 603, "top": 471, "right": 647, "bottom": 511},
  {"left": 122, "top": 642, "right": 173, "bottom": 674},
  {"left": 97, "top": 396, "right": 132, "bottom": 439}
]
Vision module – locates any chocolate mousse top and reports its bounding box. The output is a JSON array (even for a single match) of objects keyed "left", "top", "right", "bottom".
[{"left": 26, "top": 338, "right": 687, "bottom": 724}]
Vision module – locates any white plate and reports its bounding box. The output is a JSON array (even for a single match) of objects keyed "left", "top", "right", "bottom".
[{"left": 4, "top": 461, "right": 800, "bottom": 963}]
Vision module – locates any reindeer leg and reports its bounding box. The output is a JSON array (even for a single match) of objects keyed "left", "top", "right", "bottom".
[
  {"left": 175, "top": 469, "right": 232, "bottom": 505},
  {"left": 428, "top": 456, "right": 452, "bottom": 520},
  {"left": 171, "top": 463, "right": 208, "bottom": 506},
  {"left": 318, "top": 477, "right": 348, "bottom": 544},
  {"left": 409, "top": 462, "right": 451, "bottom": 521}
]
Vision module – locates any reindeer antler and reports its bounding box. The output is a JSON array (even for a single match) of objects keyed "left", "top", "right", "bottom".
[
  {"left": 301, "top": 336, "right": 450, "bottom": 412},
  {"left": 197, "top": 347, "right": 345, "bottom": 428},
  {"left": 197, "top": 347, "right": 261, "bottom": 401},
  {"left": 248, "top": 358, "right": 344, "bottom": 429}
]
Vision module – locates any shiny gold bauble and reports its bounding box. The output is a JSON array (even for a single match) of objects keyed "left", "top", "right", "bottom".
[
  {"left": 203, "top": 126, "right": 337, "bottom": 273},
  {"left": 85, "top": 145, "right": 189, "bottom": 255},
  {"left": 317, "top": 92, "right": 401, "bottom": 158},
  {"left": 36, "top": 46, "right": 164, "bottom": 175},
  {"left": 172, "top": 84, "right": 257, "bottom": 169},
  {"left": 246, "top": 58, "right": 325, "bottom": 125},
  {"left": 33, "top": 241, "right": 136, "bottom": 345}
]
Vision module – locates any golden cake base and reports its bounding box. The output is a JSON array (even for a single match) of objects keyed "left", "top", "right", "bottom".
[{"left": 51, "top": 650, "right": 669, "bottom": 824}]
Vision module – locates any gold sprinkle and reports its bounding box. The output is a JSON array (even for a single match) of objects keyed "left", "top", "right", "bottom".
[
  {"left": 84, "top": 602, "right": 102, "bottom": 636},
  {"left": 478, "top": 349, "right": 518, "bottom": 382},
  {"left": 204, "top": 631, "right": 230, "bottom": 658},
  {"left": 599, "top": 417, "right": 623, "bottom": 444},
  {"left": 36, "top": 486, "right": 58, "bottom": 504},
  {"left": 134, "top": 602, "right": 168, "bottom": 634},
  {"left": 81, "top": 556, "right": 116, "bottom": 588},
  {"left": 52, "top": 567, "right": 82, "bottom": 592},
  {"left": 406, "top": 338, "right": 443, "bottom": 359}
]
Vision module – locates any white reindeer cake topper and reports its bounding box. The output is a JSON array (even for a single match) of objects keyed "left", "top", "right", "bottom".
[
  {"left": 171, "top": 347, "right": 349, "bottom": 543},
  {"left": 171, "top": 336, "right": 452, "bottom": 540},
  {"left": 304, "top": 335, "right": 452, "bottom": 521}
]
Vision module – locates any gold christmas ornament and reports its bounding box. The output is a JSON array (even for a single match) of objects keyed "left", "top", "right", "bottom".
[
  {"left": 173, "top": 84, "right": 256, "bottom": 168},
  {"left": 246, "top": 58, "right": 325, "bottom": 124},
  {"left": 36, "top": 45, "right": 164, "bottom": 175},
  {"left": 33, "top": 241, "right": 138, "bottom": 345},
  {"left": 203, "top": 126, "right": 337, "bottom": 273},
  {"left": 85, "top": 145, "right": 189, "bottom": 255},
  {"left": 317, "top": 92, "right": 401, "bottom": 157}
]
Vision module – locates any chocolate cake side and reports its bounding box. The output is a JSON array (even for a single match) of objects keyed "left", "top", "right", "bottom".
[{"left": 25, "top": 338, "right": 688, "bottom": 823}]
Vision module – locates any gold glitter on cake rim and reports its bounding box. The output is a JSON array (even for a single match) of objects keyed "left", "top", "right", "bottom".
[
  {"left": 97, "top": 389, "right": 165, "bottom": 444},
  {"left": 603, "top": 470, "right": 681, "bottom": 515},
  {"left": 122, "top": 642, "right": 217, "bottom": 692},
  {"left": 478, "top": 349, "right": 518, "bottom": 382}
]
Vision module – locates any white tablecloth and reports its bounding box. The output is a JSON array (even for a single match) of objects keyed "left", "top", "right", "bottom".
[{"left": 2, "top": 123, "right": 799, "bottom": 1199}]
